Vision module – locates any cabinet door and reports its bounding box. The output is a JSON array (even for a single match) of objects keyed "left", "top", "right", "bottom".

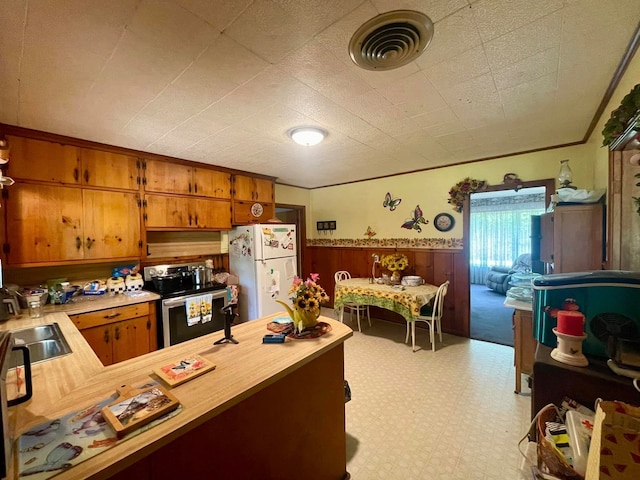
[
  {"left": 232, "top": 175, "right": 256, "bottom": 201},
  {"left": 253, "top": 178, "right": 273, "bottom": 203},
  {"left": 80, "top": 325, "right": 113, "bottom": 366},
  {"left": 554, "top": 204, "right": 603, "bottom": 272},
  {"left": 145, "top": 194, "right": 193, "bottom": 228},
  {"left": 540, "top": 213, "right": 554, "bottom": 265},
  {"left": 232, "top": 201, "right": 273, "bottom": 225},
  {"left": 5, "top": 184, "right": 84, "bottom": 264},
  {"left": 194, "top": 168, "right": 231, "bottom": 199},
  {"left": 80, "top": 149, "right": 140, "bottom": 190},
  {"left": 144, "top": 159, "right": 192, "bottom": 195},
  {"left": 7, "top": 136, "right": 80, "bottom": 184},
  {"left": 112, "top": 316, "right": 152, "bottom": 364},
  {"left": 83, "top": 190, "right": 141, "bottom": 259},
  {"left": 192, "top": 198, "right": 232, "bottom": 229}
]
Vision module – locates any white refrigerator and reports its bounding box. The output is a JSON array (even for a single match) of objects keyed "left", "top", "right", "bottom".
[{"left": 228, "top": 224, "right": 298, "bottom": 322}]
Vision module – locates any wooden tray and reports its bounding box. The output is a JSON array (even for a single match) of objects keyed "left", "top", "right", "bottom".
[
  {"left": 101, "top": 384, "right": 180, "bottom": 437},
  {"left": 153, "top": 354, "right": 216, "bottom": 387}
]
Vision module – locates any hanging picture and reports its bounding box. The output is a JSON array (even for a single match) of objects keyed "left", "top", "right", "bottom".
[
  {"left": 383, "top": 192, "right": 402, "bottom": 211},
  {"left": 401, "top": 205, "right": 428, "bottom": 232}
]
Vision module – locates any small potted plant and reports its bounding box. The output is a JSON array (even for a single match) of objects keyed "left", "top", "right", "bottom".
[{"left": 381, "top": 253, "right": 409, "bottom": 285}]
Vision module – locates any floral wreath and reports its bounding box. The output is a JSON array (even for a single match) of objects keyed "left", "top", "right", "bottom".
[{"left": 448, "top": 177, "right": 487, "bottom": 213}]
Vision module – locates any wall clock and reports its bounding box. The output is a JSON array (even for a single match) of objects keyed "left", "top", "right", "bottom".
[
  {"left": 434, "top": 213, "right": 455, "bottom": 232},
  {"left": 250, "top": 203, "right": 264, "bottom": 217}
]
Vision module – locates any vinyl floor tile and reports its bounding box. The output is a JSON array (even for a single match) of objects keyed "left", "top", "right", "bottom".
[{"left": 322, "top": 308, "right": 533, "bottom": 480}]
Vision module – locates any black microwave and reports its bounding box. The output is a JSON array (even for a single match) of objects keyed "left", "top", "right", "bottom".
[{"left": 0, "top": 332, "right": 33, "bottom": 478}]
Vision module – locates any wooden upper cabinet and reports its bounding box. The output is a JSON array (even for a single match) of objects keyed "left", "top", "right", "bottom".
[
  {"left": 7, "top": 136, "right": 141, "bottom": 190},
  {"left": 4, "top": 184, "right": 141, "bottom": 265},
  {"left": 192, "top": 198, "right": 232, "bottom": 229},
  {"left": 145, "top": 194, "right": 231, "bottom": 230},
  {"left": 7, "top": 135, "right": 80, "bottom": 184},
  {"left": 144, "top": 159, "right": 193, "bottom": 195},
  {"left": 82, "top": 190, "right": 141, "bottom": 259},
  {"left": 5, "top": 184, "right": 84, "bottom": 264},
  {"left": 79, "top": 149, "right": 140, "bottom": 190},
  {"left": 233, "top": 175, "right": 273, "bottom": 202},
  {"left": 194, "top": 168, "right": 231, "bottom": 199},
  {"left": 144, "top": 160, "right": 231, "bottom": 199}
]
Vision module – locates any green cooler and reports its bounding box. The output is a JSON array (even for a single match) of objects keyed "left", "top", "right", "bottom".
[{"left": 532, "top": 271, "right": 640, "bottom": 359}]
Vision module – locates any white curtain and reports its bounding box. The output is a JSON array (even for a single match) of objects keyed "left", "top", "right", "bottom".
[{"left": 469, "top": 193, "right": 546, "bottom": 285}]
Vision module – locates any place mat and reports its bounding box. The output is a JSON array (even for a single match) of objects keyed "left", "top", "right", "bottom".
[
  {"left": 267, "top": 321, "right": 332, "bottom": 339},
  {"left": 16, "top": 381, "right": 181, "bottom": 479}
]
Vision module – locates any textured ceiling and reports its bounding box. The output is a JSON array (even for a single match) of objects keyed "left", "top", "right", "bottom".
[{"left": 1, "top": 0, "right": 639, "bottom": 189}]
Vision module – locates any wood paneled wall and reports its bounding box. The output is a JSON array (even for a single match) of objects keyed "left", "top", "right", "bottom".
[{"left": 303, "top": 246, "right": 470, "bottom": 337}]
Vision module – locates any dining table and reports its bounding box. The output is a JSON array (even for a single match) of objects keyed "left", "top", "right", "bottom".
[{"left": 334, "top": 278, "right": 439, "bottom": 349}]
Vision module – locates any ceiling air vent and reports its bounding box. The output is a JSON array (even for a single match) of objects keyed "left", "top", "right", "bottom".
[{"left": 349, "top": 10, "right": 434, "bottom": 71}]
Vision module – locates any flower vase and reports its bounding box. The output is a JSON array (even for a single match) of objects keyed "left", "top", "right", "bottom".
[
  {"left": 276, "top": 300, "right": 319, "bottom": 333},
  {"left": 391, "top": 271, "right": 401, "bottom": 285}
]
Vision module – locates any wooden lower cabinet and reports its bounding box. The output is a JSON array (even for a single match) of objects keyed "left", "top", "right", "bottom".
[{"left": 70, "top": 303, "right": 157, "bottom": 366}]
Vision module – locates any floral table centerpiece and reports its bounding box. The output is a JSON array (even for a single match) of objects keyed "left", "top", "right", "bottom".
[
  {"left": 381, "top": 253, "right": 409, "bottom": 284},
  {"left": 276, "top": 273, "right": 329, "bottom": 333}
]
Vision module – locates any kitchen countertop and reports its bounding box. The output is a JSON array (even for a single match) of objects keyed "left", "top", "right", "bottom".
[
  {"left": 37, "top": 290, "right": 162, "bottom": 316},
  {"left": 2, "top": 311, "right": 352, "bottom": 479}
]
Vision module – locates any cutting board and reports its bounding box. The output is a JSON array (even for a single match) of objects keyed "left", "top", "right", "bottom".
[
  {"left": 153, "top": 354, "right": 216, "bottom": 387},
  {"left": 101, "top": 384, "right": 179, "bottom": 437}
]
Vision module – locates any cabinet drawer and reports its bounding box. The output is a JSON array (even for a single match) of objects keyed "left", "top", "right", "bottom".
[{"left": 71, "top": 303, "right": 150, "bottom": 329}]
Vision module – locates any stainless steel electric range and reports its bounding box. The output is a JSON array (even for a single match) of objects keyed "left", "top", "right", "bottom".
[{"left": 143, "top": 262, "right": 229, "bottom": 347}]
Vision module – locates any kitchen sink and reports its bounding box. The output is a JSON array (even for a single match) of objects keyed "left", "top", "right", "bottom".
[{"left": 9, "top": 323, "right": 72, "bottom": 367}]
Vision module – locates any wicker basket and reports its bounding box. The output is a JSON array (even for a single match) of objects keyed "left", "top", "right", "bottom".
[{"left": 536, "top": 405, "right": 584, "bottom": 480}]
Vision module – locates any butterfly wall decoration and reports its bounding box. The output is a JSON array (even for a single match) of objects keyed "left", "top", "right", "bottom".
[
  {"left": 364, "top": 226, "right": 376, "bottom": 238},
  {"left": 401, "top": 205, "right": 428, "bottom": 233},
  {"left": 383, "top": 192, "right": 401, "bottom": 211}
]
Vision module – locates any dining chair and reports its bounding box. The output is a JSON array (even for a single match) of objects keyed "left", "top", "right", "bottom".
[
  {"left": 334, "top": 270, "right": 371, "bottom": 332},
  {"left": 406, "top": 280, "right": 449, "bottom": 352}
]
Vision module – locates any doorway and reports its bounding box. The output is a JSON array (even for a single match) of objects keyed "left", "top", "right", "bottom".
[
  {"left": 275, "top": 203, "right": 306, "bottom": 277},
  {"left": 469, "top": 181, "right": 551, "bottom": 346}
]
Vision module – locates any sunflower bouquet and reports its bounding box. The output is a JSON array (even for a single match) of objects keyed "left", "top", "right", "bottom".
[
  {"left": 287, "top": 273, "right": 330, "bottom": 316},
  {"left": 381, "top": 253, "right": 409, "bottom": 273}
]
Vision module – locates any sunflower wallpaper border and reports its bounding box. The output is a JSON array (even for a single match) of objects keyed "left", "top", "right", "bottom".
[{"left": 306, "top": 237, "right": 463, "bottom": 249}]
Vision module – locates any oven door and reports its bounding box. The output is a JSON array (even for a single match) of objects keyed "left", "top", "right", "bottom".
[{"left": 161, "top": 290, "right": 228, "bottom": 347}]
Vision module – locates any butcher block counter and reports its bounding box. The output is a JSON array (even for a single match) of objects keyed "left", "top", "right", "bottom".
[{"left": 2, "top": 312, "right": 353, "bottom": 480}]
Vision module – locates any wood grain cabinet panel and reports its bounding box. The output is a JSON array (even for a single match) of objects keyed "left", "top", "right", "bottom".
[
  {"left": 145, "top": 194, "right": 231, "bottom": 230},
  {"left": 6, "top": 135, "right": 80, "bottom": 184},
  {"left": 4, "top": 185, "right": 141, "bottom": 265},
  {"left": 191, "top": 198, "right": 232, "bottom": 229},
  {"left": 70, "top": 303, "right": 156, "bottom": 366},
  {"left": 232, "top": 200, "right": 274, "bottom": 225},
  {"left": 82, "top": 190, "right": 141, "bottom": 259},
  {"left": 143, "top": 159, "right": 193, "bottom": 195},
  {"left": 233, "top": 174, "right": 273, "bottom": 202},
  {"left": 193, "top": 168, "right": 231, "bottom": 199},
  {"left": 5, "top": 184, "right": 84, "bottom": 264},
  {"left": 144, "top": 160, "right": 231, "bottom": 199},
  {"left": 539, "top": 203, "right": 604, "bottom": 273},
  {"left": 7, "top": 136, "right": 141, "bottom": 190},
  {"left": 79, "top": 149, "right": 140, "bottom": 190}
]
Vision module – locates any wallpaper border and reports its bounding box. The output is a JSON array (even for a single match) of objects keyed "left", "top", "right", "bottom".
[{"left": 306, "top": 237, "right": 464, "bottom": 249}]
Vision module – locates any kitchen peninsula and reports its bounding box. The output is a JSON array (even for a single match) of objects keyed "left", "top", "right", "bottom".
[{"left": 3, "top": 310, "right": 352, "bottom": 479}]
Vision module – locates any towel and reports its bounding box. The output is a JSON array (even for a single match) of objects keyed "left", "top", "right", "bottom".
[
  {"left": 200, "top": 294, "right": 213, "bottom": 323},
  {"left": 186, "top": 297, "right": 201, "bottom": 326}
]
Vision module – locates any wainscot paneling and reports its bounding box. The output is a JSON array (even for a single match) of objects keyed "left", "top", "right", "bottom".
[{"left": 303, "top": 246, "right": 469, "bottom": 338}]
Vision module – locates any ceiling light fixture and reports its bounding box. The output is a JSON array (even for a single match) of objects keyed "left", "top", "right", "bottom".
[{"left": 288, "top": 127, "right": 326, "bottom": 146}]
